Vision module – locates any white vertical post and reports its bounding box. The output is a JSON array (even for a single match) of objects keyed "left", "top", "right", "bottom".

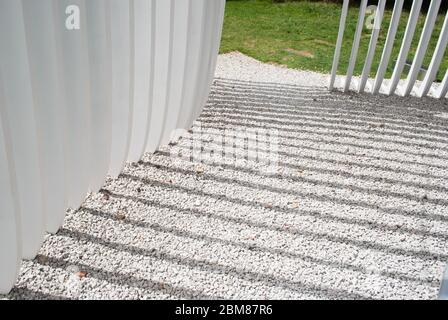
[
  {"left": 108, "top": 0, "right": 134, "bottom": 177},
  {"left": 22, "top": 0, "right": 68, "bottom": 233},
  {"left": 146, "top": 0, "right": 175, "bottom": 153},
  {"left": 359, "top": 0, "right": 386, "bottom": 93},
  {"left": 0, "top": 74, "right": 22, "bottom": 295},
  {"left": 53, "top": 0, "right": 92, "bottom": 209},
  {"left": 127, "top": 0, "right": 154, "bottom": 162},
  {"left": 0, "top": 0, "right": 45, "bottom": 259},
  {"left": 436, "top": 69, "right": 448, "bottom": 98},
  {"left": 344, "top": 0, "right": 368, "bottom": 92},
  {"left": 388, "top": 0, "right": 423, "bottom": 95},
  {"left": 418, "top": 11, "right": 448, "bottom": 97},
  {"left": 373, "top": 0, "right": 404, "bottom": 94},
  {"left": 329, "top": 0, "right": 349, "bottom": 91},
  {"left": 402, "top": 0, "right": 441, "bottom": 96},
  {"left": 86, "top": 0, "right": 113, "bottom": 192},
  {"left": 160, "top": 0, "right": 190, "bottom": 146}
]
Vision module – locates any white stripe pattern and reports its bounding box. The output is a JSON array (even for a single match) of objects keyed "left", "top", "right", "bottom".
[
  {"left": 0, "top": 0, "right": 225, "bottom": 294},
  {"left": 330, "top": 0, "right": 448, "bottom": 98}
]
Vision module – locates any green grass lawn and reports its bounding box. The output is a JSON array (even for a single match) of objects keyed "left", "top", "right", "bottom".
[{"left": 221, "top": 0, "right": 448, "bottom": 81}]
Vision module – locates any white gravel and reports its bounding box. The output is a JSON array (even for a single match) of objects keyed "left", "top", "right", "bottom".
[{"left": 3, "top": 51, "right": 448, "bottom": 300}]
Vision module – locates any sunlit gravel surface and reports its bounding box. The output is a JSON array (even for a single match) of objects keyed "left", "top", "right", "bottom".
[{"left": 4, "top": 52, "right": 448, "bottom": 300}]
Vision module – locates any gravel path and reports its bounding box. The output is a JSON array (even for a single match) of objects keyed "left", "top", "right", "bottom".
[{"left": 3, "top": 52, "right": 448, "bottom": 300}]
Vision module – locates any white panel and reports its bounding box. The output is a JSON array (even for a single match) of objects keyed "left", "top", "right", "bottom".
[
  {"left": 86, "top": 0, "right": 113, "bottom": 191},
  {"left": 0, "top": 0, "right": 225, "bottom": 294},
  {"left": 128, "top": 0, "right": 154, "bottom": 162},
  {"left": 22, "top": 0, "right": 68, "bottom": 233},
  {"left": 53, "top": 0, "right": 92, "bottom": 209},
  {"left": 0, "top": 0, "right": 45, "bottom": 259},
  {"left": 200, "top": 0, "right": 227, "bottom": 116},
  {"left": 388, "top": 0, "right": 423, "bottom": 95},
  {"left": 402, "top": 0, "right": 441, "bottom": 96},
  {"left": 109, "top": 0, "right": 134, "bottom": 177},
  {"left": 176, "top": 0, "right": 207, "bottom": 131},
  {"left": 146, "top": 0, "right": 175, "bottom": 153},
  {"left": 418, "top": 11, "right": 448, "bottom": 97},
  {"left": 372, "top": 0, "right": 404, "bottom": 94},
  {"left": 0, "top": 73, "right": 22, "bottom": 295},
  {"left": 189, "top": 0, "right": 219, "bottom": 125},
  {"left": 329, "top": 0, "right": 349, "bottom": 91},
  {"left": 436, "top": 69, "right": 448, "bottom": 98},
  {"left": 159, "top": 0, "right": 190, "bottom": 146},
  {"left": 359, "top": 0, "right": 386, "bottom": 93},
  {"left": 344, "top": 0, "right": 367, "bottom": 92}
]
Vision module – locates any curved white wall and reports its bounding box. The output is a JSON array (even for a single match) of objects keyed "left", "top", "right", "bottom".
[{"left": 0, "top": 0, "right": 225, "bottom": 294}]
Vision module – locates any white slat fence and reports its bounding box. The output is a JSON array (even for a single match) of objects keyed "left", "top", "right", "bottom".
[
  {"left": 330, "top": 0, "right": 448, "bottom": 98},
  {"left": 0, "top": 0, "right": 225, "bottom": 294}
]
